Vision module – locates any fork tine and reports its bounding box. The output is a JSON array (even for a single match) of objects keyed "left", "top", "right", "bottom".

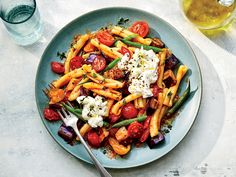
[
  {"left": 61, "top": 107, "right": 69, "bottom": 117},
  {"left": 48, "top": 83, "right": 56, "bottom": 89},
  {"left": 66, "top": 101, "right": 73, "bottom": 107},
  {"left": 57, "top": 110, "right": 66, "bottom": 123},
  {"left": 42, "top": 89, "right": 49, "bottom": 98}
]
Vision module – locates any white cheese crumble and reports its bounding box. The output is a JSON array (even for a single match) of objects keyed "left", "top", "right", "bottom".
[
  {"left": 76, "top": 95, "right": 107, "bottom": 128},
  {"left": 118, "top": 47, "right": 159, "bottom": 98}
]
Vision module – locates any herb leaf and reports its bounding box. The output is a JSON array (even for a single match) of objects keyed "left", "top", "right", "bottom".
[{"left": 57, "top": 51, "right": 66, "bottom": 60}]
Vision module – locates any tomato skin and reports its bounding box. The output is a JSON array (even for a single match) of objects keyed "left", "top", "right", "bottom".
[
  {"left": 109, "top": 114, "right": 121, "bottom": 123},
  {"left": 121, "top": 103, "right": 138, "bottom": 119},
  {"left": 129, "top": 21, "right": 149, "bottom": 38},
  {"left": 97, "top": 31, "right": 115, "bottom": 46},
  {"left": 119, "top": 46, "right": 132, "bottom": 58},
  {"left": 109, "top": 128, "right": 119, "bottom": 137},
  {"left": 92, "top": 55, "right": 106, "bottom": 72},
  {"left": 70, "top": 56, "right": 84, "bottom": 70},
  {"left": 43, "top": 108, "right": 60, "bottom": 121},
  {"left": 140, "top": 129, "right": 150, "bottom": 143},
  {"left": 51, "top": 62, "right": 65, "bottom": 74},
  {"left": 87, "top": 130, "right": 101, "bottom": 148},
  {"left": 143, "top": 116, "right": 151, "bottom": 129},
  {"left": 84, "top": 41, "right": 96, "bottom": 53},
  {"left": 152, "top": 85, "right": 163, "bottom": 97},
  {"left": 128, "top": 121, "right": 144, "bottom": 139}
]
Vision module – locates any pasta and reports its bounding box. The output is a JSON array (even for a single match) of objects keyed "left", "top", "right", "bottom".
[{"left": 44, "top": 20, "right": 191, "bottom": 157}]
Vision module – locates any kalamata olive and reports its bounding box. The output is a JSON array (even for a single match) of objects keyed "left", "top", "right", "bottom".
[
  {"left": 147, "top": 132, "right": 165, "bottom": 149},
  {"left": 58, "top": 124, "right": 75, "bottom": 142},
  {"left": 164, "top": 54, "right": 180, "bottom": 70}
]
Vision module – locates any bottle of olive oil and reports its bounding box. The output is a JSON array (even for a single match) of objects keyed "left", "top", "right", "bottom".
[{"left": 182, "top": 0, "right": 236, "bottom": 30}]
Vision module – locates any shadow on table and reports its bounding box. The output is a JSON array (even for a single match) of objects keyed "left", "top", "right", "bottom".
[
  {"left": 203, "top": 22, "right": 236, "bottom": 56},
  {"left": 106, "top": 42, "right": 225, "bottom": 177}
]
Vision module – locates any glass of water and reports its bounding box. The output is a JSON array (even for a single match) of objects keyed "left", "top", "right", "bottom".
[{"left": 0, "top": 0, "right": 43, "bottom": 46}]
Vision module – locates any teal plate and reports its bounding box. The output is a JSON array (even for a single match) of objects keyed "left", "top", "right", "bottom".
[{"left": 35, "top": 7, "right": 202, "bottom": 169}]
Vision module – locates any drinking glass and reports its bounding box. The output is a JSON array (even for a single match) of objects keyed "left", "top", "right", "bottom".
[
  {"left": 180, "top": 0, "right": 236, "bottom": 31},
  {"left": 0, "top": 0, "right": 43, "bottom": 46}
]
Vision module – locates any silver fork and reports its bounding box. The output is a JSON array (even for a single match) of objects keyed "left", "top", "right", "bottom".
[{"left": 57, "top": 107, "right": 112, "bottom": 177}]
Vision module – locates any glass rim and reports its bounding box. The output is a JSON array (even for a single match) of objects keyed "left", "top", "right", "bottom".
[{"left": 0, "top": 0, "right": 37, "bottom": 24}]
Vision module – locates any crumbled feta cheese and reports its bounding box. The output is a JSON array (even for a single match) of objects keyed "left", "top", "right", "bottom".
[
  {"left": 118, "top": 47, "right": 159, "bottom": 98},
  {"left": 76, "top": 95, "right": 107, "bottom": 128}
]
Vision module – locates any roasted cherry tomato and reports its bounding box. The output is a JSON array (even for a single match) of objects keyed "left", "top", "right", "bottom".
[
  {"left": 70, "top": 56, "right": 84, "bottom": 70},
  {"left": 97, "top": 30, "right": 115, "bottom": 46},
  {"left": 129, "top": 21, "right": 149, "bottom": 38},
  {"left": 83, "top": 41, "right": 96, "bottom": 53},
  {"left": 87, "top": 130, "right": 101, "bottom": 148},
  {"left": 143, "top": 116, "right": 151, "bottom": 129},
  {"left": 128, "top": 121, "right": 144, "bottom": 139},
  {"left": 121, "top": 103, "right": 138, "bottom": 119},
  {"left": 109, "top": 128, "right": 119, "bottom": 137},
  {"left": 43, "top": 108, "right": 60, "bottom": 121},
  {"left": 51, "top": 62, "right": 65, "bottom": 74},
  {"left": 119, "top": 46, "right": 132, "bottom": 58},
  {"left": 48, "top": 88, "right": 65, "bottom": 104},
  {"left": 152, "top": 85, "right": 163, "bottom": 97},
  {"left": 92, "top": 55, "right": 106, "bottom": 72},
  {"left": 140, "top": 129, "right": 150, "bottom": 143},
  {"left": 109, "top": 114, "right": 121, "bottom": 123}
]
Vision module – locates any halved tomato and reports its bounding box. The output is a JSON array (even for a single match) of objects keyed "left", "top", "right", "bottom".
[
  {"left": 119, "top": 46, "right": 132, "bottom": 58},
  {"left": 70, "top": 56, "right": 83, "bottom": 70},
  {"left": 129, "top": 21, "right": 149, "bottom": 38},
  {"left": 97, "top": 30, "right": 115, "bottom": 46}
]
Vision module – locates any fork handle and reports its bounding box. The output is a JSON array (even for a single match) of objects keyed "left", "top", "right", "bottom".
[{"left": 73, "top": 127, "right": 112, "bottom": 177}]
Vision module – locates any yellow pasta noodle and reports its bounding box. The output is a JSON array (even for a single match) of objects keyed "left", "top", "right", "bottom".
[
  {"left": 157, "top": 50, "right": 167, "bottom": 88},
  {"left": 150, "top": 88, "right": 168, "bottom": 137},
  {"left": 111, "top": 26, "right": 152, "bottom": 45},
  {"left": 111, "top": 93, "right": 142, "bottom": 115},
  {"left": 104, "top": 99, "right": 115, "bottom": 117},
  {"left": 52, "top": 68, "right": 84, "bottom": 88},
  {"left": 76, "top": 123, "right": 92, "bottom": 141},
  {"left": 90, "top": 38, "right": 123, "bottom": 59},
  {"left": 68, "top": 77, "right": 89, "bottom": 101},
  {"left": 168, "top": 65, "right": 188, "bottom": 107},
  {"left": 90, "top": 89, "right": 122, "bottom": 101},
  {"left": 65, "top": 78, "right": 81, "bottom": 91}
]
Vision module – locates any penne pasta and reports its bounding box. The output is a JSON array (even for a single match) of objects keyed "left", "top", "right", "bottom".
[
  {"left": 64, "top": 48, "right": 75, "bottom": 74},
  {"left": 65, "top": 78, "right": 81, "bottom": 91},
  {"left": 72, "top": 34, "right": 90, "bottom": 57},
  {"left": 90, "top": 38, "right": 123, "bottom": 59},
  {"left": 90, "top": 89, "right": 122, "bottom": 101},
  {"left": 150, "top": 88, "right": 168, "bottom": 137},
  {"left": 82, "top": 82, "right": 105, "bottom": 89},
  {"left": 76, "top": 123, "right": 92, "bottom": 141},
  {"left": 104, "top": 99, "right": 115, "bottom": 117},
  {"left": 68, "top": 77, "right": 89, "bottom": 101},
  {"left": 111, "top": 26, "right": 152, "bottom": 45},
  {"left": 157, "top": 50, "right": 167, "bottom": 88},
  {"left": 111, "top": 93, "right": 142, "bottom": 115},
  {"left": 52, "top": 68, "right": 84, "bottom": 88},
  {"left": 168, "top": 65, "right": 188, "bottom": 107}
]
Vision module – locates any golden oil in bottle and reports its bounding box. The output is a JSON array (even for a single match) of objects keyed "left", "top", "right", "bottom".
[{"left": 182, "top": 0, "right": 236, "bottom": 30}]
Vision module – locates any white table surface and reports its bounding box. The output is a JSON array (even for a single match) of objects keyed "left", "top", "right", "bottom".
[{"left": 0, "top": 1, "right": 236, "bottom": 177}]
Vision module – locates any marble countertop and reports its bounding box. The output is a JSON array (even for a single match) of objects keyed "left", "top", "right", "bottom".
[{"left": 0, "top": 1, "right": 236, "bottom": 177}]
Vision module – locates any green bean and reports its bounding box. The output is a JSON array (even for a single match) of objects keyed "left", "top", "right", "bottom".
[
  {"left": 123, "top": 34, "right": 138, "bottom": 41},
  {"left": 166, "top": 81, "right": 191, "bottom": 116},
  {"left": 62, "top": 103, "right": 86, "bottom": 122},
  {"left": 112, "top": 115, "right": 147, "bottom": 128},
  {"left": 103, "top": 121, "right": 110, "bottom": 127},
  {"left": 121, "top": 39, "right": 162, "bottom": 53},
  {"left": 103, "top": 58, "right": 121, "bottom": 72}
]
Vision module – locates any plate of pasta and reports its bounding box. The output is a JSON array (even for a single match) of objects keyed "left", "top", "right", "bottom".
[{"left": 35, "top": 7, "right": 202, "bottom": 168}]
